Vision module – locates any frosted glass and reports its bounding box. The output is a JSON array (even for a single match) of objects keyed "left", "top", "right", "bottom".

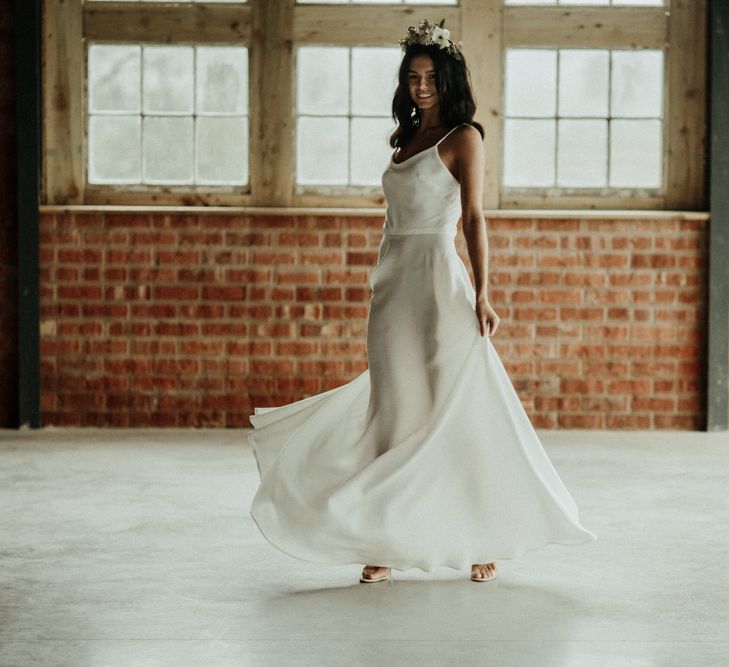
[
  {"left": 297, "top": 116, "right": 349, "bottom": 185},
  {"left": 503, "top": 119, "right": 556, "bottom": 187},
  {"left": 558, "top": 49, "right": 609, "bottom": 117},
  {"left": 88, "top": 116, "right": 141, "bottom": 183},
  {"left": 88, "top": 45, "right": 140, "bottom": 113},
  {"left": 93, "top": 0, "right": 248, "bottom": 2},
  {"left": 196, "top": 116, "right": 248, "bottom": 185},
  {"left": 611, "top": 50, "right": 663, "bottom": 118},
  {"left": 557, "top": 119, "right": 607, "bottom": 186},
  {"left": 505, "top": 49, "right": 557, "bottom": 117},
  {"left": 142, "top": 116, "right": 193, "bottom": 183},
  {"left": 351, "top": 47, "right": 401, "bottom": 116},
  {"left": 297, "top": 0, "right": 458, "bottom": 3},
  {"left": 610, "top": 119, "right": 661, "bottom": 187},
  {"left": 297, "top": 47, "right": 349, "bottom": 115},
  {"left": 351, "top": 117, "right": 393, "bottom": 185},
  {"left": 196, "top": 46, "right": 248, "bottom": 114},
  {"left": 143, "top": 46, "right": 194, "bottom": 114},
  {"left": 506, "top": 0, "right": 663, "bottom": 3}
]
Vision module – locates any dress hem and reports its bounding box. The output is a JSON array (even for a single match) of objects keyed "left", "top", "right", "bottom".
[{"left": 249, "top": 425, "right": 597, "bottom": 574}]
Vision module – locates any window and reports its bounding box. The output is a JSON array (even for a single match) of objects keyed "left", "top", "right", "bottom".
[
  {"left": 297, "top": 0, "right": 456, "bottom": 4},
  {"left": 88, "top": 44, "right": 249, "bottom": 186},
  {"left": 505, "top": 0, "right": 662, "bottom": 5},
  {"left": 43, "top": 0, "right": 705, "bottom": 210},
  {"left": 295, "top": 46, "right": 400, "bottom": 189},
  {"left": 503, "top": 48, "right": 664, "bottom": 191}
]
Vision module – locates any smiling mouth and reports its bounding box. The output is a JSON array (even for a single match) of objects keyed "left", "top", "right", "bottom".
[{"left": 417, "top": 94, "right": 433, "bottom": 98}]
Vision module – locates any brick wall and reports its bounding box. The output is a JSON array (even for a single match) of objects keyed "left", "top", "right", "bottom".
[
  {"left": 39, "top": 211, "right": 708, "bottom": 429},
  {"left": 0, "top": 0, "right": 18, "bottom": 428}
]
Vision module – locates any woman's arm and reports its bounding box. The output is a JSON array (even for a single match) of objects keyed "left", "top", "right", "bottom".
[{"left": 455, "top": 125, "right": 500, "bottom": 337}]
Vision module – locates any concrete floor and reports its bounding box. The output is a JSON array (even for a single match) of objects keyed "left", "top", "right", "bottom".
[{"left": 0, "top": 428, "right": 727, "bottom": 667}]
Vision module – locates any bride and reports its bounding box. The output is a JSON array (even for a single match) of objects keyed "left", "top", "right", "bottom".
[{"left": 248, "top": 19, "right": 597, "bottom": 585}]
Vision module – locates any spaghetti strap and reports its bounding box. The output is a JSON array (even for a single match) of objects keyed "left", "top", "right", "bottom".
[{"left": 435, "top": 123, "right": 467, "bottom": 146}]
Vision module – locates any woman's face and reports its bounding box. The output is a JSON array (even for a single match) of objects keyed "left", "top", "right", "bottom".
[{"left": 407, "top": 54, "right": 439, "bottom": 112}]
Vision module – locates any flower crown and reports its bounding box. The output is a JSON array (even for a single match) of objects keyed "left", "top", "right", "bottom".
[{"left": 398, "top": 18, "right": 463, "bottom": 62}]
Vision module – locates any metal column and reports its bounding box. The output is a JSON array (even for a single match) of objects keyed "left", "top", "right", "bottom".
[
  {"left": 15, "top": 0, "right": 42, "bottom": 428},
  {"left": 707, "top": 0, "right": 729, "bottom": 430}
]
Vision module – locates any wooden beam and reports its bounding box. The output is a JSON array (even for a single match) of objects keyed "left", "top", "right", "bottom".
[
  {"left": 503, "top": 6, "right": 667, "bottom": 49},
  {"left": 462, "top": 0, "right": 500, "bottom": 210},
  {"left": 84, "top": 2, "right": 251, "bottom": 44},
  {"left": 293, "top": 5, "right": 459, "bottom": 45},
  {"left": 250, "top": 0, "right": 294, "bottom": 206},
  {"left": 38, "top": 204, "right": 711, "bottom": 221},
  {"left": 665, "top": 0, "right": 708, "bottom": 210},
  {"left": 43, "top": 0, "right": 84, "bottom": 204}
]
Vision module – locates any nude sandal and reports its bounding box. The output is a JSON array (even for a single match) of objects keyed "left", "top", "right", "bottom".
[
  {"left": 360, "top": 566, "right": 391, "bottom": 583},
  {"left": 471, "top": 566, "right": 497, "bottom": 582}
]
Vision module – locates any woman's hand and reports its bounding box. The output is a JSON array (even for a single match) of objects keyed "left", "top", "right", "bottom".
[{"left": 475, "top": 295, "right": 499, "bottom": 337}]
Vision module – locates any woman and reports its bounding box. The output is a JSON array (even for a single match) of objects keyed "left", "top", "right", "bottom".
[{"left": 248, "top": 19, "right": 597, "bottom": 584}]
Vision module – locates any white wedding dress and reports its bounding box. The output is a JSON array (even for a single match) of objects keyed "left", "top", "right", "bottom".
[{"left": 248, "top": 124, "right": 597, "bottom": 573}]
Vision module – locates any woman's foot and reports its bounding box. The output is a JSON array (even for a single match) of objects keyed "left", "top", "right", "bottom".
[
  {"left": 471, "top": 562, "right": 497, "bottom": 581},
  {"left": 360, "top": 565, "right": 391, "bottom": 582}
]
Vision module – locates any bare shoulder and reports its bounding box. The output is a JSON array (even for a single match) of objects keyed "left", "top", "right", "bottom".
[
  {"left": 451, "top": 124, "right": 483, "bottom": 161},
  {"left": 453, "top": 123, "right": 483, "bottom": 150}
]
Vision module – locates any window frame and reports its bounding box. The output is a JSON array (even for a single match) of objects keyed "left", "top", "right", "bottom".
[{"left": 42, "top": 0, "right": 707, "bottom": 211}]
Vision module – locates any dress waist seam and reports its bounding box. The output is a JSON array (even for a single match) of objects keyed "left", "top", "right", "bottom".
[{"left": 383, "top": 228, "right": 456, "bottom": 237}]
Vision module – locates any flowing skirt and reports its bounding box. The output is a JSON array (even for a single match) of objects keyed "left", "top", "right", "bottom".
[{"left": 248, "top": 230, "right": 597, "bottom": 573}]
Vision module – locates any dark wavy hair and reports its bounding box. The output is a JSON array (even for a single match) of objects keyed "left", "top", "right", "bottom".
[{"left": 389, "top": 43, "right": 485, "bottom": 149}]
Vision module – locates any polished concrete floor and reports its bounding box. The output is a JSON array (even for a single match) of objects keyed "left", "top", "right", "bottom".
[{"left": 1, "top": 428, "right": 727, "bottom": 667}]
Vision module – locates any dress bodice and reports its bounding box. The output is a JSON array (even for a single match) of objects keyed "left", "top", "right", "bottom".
[{"left": 381, "top": 124, "right": 465, "bottom": 237}]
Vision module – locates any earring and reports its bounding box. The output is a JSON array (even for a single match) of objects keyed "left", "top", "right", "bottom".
[{"left": 410, "top": 105, "right": 421, "bottom": 128}]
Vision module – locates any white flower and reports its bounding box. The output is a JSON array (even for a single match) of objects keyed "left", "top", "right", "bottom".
[{"left": 431, "top": 26, "right": 451, "bottom": 49}]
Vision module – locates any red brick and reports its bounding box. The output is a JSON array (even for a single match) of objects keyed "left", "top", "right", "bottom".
[{"left": 32, "top": 211, "right": 708, "bottom": 428}]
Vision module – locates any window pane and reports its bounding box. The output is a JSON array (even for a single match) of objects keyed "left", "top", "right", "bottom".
[
  {"left": 196, "top": 46, "right": 248, "bottom": 114},
  {"left": 88, "top": 45, "right": 141, "bottom": 113},
  {"left": 557, "top": 119, "right": 607, "bottom": 186},
  {"left": 505, "top": 49, "right": 556, "bottom": 117},
  {"left": 142, "top": 116, "right": 194, "bottom": 183},
  {"left": 296, "top": 46, "right": 396, "bottom": 186},
  {"left": 88, "top": 116, "right": 141, "bottom": 183},
  {"left": 558, "top": 49, "right": 609, "bottom": 117},
  {"left": 143, "top": 46, "right": 194, "bottom": 114},
  {"left": 609, "top": 119, "right": 661, "bottom": 187},
  {"left": 503, "top": 119, "right": 556, "bottom": 186},
  {"left": 92, "top": 0, "right": 249, "bottom": 2},
  {"left": 196, "top": 117, "right": 248, "bottom": 185},
  {"left": 297, "top": 116, "right": 349, "bottom": 185},
  {"left": 351, "top": 47, "right": 400, "bottom": 116},
  {"left": 503, "top": 46, "right": 663, "bottom": 191},
  {"left": 505, "top": 0, "right": 663, "bottom": 3},
  {"left": 296, "top": 0, "right": 458, "bottom": 4},
  {"left": 297, "top": 47, "right": 349, "bottom": 115},
  {"left": 88, "top": 44, "right": 248, "bottom": 186},
  {"left": 351, "top": 118, "right": 393, "bottom": 185},
  {"left": 611, "top": 50, "right": 663, "bottom": 118}
]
